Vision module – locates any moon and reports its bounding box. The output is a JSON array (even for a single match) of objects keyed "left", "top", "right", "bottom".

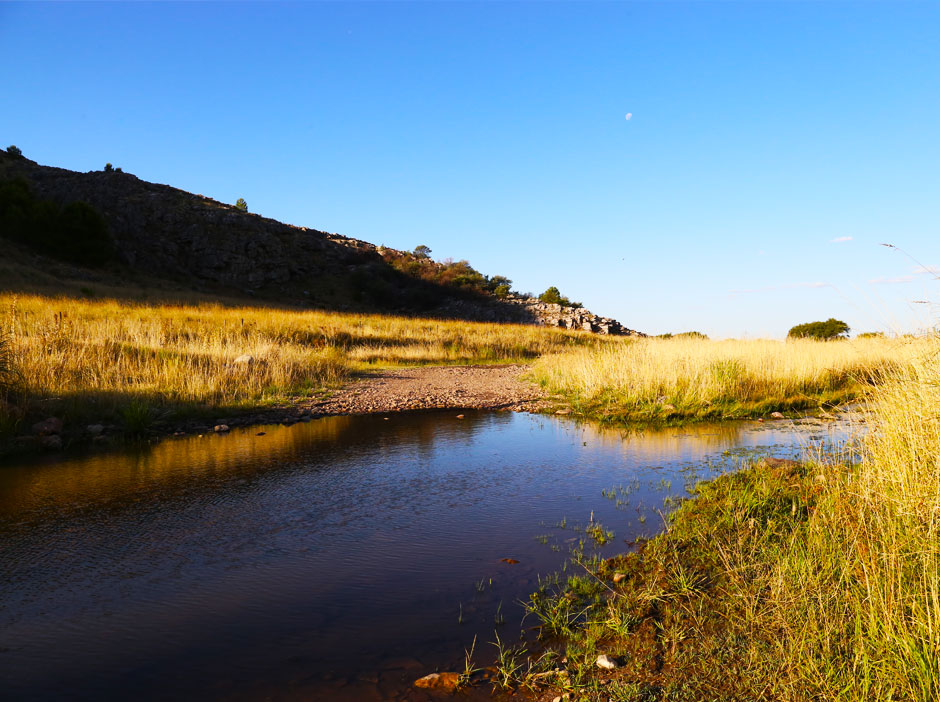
[{"left": 625, "top": 113, "right": 633, "bottom": 121}]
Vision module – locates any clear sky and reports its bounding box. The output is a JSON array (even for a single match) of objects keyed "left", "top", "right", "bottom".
[{"left": 2, "top": 1, "right": 938, "bottom": 338}]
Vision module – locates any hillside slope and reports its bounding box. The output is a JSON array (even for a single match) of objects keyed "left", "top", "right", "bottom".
[{"left": 0, "top": 149, "right": 641, "bottom": 333}]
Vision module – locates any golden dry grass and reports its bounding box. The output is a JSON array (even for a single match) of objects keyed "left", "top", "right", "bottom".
[
  {"left": 0, "top": 292, "right": 596, "bottom": 433},
  {"left": 530, "top": 336, "right": 925, "bottom": 420}
]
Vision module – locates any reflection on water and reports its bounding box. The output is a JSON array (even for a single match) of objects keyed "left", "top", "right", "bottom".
[{"left": 0, "top": 411, "right": 853, "bottom": 702}]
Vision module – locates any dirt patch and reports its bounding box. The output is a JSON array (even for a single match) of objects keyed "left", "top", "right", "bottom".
[{"left": 309, "top": 364, "right": 553, "bottom": 415}]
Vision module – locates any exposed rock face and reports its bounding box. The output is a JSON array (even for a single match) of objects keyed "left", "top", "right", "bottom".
[
  {"left": 0, "top": 152, "right": 643, "bottom": 335},
  {"left": 502, "top": 295, "right": 644, "bottom": 336},
  {"left": 0, "top": 153, "right": 380, "bottom": 293}
]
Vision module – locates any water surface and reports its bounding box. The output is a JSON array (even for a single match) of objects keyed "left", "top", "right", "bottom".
[{"left": 0, "top": 411, "right": 851, "bottom": 701}]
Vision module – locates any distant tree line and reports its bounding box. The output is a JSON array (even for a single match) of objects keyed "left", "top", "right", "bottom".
[{"left": 0, "top": 178, "right": 114, "bottom": 266}]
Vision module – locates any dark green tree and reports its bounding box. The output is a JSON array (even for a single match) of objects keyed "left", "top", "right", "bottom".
[
  {"left": 6, "top": 145, "right": 22, "bottom": 158},
  {"left": 104, "top": 163, "right": 114, "bottom": 172},
  {"left": 787, "top": 318, "right": 850, "bottom": 340},
  {"left": 413, "top": 244, "right": 432, "bottom": 259}
]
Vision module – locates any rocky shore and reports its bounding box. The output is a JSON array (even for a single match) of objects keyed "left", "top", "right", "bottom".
[{"left": 9, "top": 365, "right": 560, "bottom": 453}]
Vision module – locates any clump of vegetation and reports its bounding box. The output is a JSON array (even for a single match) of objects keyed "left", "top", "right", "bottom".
[
  {"left": 6, "top": 145, "right": 23, "bottom": 158},
  {"left": 0, "top": 179, "right": 114, "bottom": 266},
  {"left": 530, "top": 335, "right": 920, "bottom": 422},
  {"left": 521, "top": 338, "right": 940, "bottom": 701},
  {"left": 787, "top": 317, "right": 850, "bottom": 340},
  {"left": 656, "top": 330, "right": 708, "bottom": 339},
  {"left": 379, "top": 245, "right": 514, "bottom": 298},
  {"left": 235, "top": 198, "right": 248, "bottom": 212},
  {"left": 539, "top": 286, "right": 582, "bottom": 308}
]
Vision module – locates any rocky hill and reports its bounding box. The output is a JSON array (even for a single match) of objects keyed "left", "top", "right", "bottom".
[{"left": 0, "top": 149, "right": 643, "bottom": 335}]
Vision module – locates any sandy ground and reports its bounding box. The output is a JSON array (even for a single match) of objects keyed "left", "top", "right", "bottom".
[{"left": 308, "top": 364, "right": 554, "bottom": 416}]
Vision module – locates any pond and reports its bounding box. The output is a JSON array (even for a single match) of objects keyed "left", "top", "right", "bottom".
[{"left": 0, "top": 410, "right": 853, "bottom": 701}]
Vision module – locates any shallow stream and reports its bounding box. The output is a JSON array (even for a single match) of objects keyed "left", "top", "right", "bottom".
[{"left": 0, "top": 411, "right": 853, "bottom": 701}]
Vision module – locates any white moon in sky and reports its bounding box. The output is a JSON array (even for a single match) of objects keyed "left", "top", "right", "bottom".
[{"left": 625, "top": 113, "right": 633, "bottom": 120}]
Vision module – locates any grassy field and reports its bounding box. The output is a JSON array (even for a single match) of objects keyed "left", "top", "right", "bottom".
[
  {"left": 529, "top": 336, "right": 924, "bottom": 422},
  {"left": 506, "top": 337, "right": 940, "bottom": 701},
  {"left": 0, "top": 291, "right": 599, "bottom": 441}
]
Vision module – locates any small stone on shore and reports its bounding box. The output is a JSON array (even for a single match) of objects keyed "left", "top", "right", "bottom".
[
  {"left": 413, "top": 672, "right": 460, "bottom": 690},
  {"left": 213, "top": 424, "right": 230, "bottom": 433},
  {"left": 596, "top": 654, "right": 620, "bottom": 670}
]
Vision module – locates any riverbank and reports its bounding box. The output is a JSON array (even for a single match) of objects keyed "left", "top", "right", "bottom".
[
  {"left": 508, "top": 337, "right": 940, "bottom": 702},
  {"left": 0, "top": 291, "right": 598, "bottom": 457}
]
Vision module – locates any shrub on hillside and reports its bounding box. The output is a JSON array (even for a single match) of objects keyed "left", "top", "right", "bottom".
[
  {"left": 235, "top": 198, "right": 248, "bottom": 212},
  {"left": 539, "top": 286, "right": 582, "bottom": 308},
  {"left": 6, "top": 145, "right": 23, "bottom": 158},
  {"left": 378, "top": 247, "right": 514, "bottom": 299},
  {"left": 0, "top": 178, "right": 114, "bottom": 266},
  {"left": 787, "top": 318, "right": 850, "bottom": 340}
]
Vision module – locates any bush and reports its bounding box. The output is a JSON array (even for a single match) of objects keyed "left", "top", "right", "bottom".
[
  {"left": 6, "top": 145, "right": 23, "bottom": 158},
  {"left": 0, "top": 178, "right": 114, "bottom": 266},
  {"left": 539, "top": 286, "right": 582, "bottom": 308},
  {"left": 235, "top": 198, "right": 248, "bottom": 212},
  {"left": 788, "top": 318, "right": 850, "bottom": 340}
]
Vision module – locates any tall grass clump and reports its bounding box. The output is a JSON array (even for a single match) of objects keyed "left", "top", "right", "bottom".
[
  {"left": 530, "top": 336, "right": 920, "bottom": 421},
  {"left": 767, "top": 338, "right": 940, "bottom": 700}
]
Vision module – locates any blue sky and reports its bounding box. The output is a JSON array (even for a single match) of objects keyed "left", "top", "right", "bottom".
[{"left": 2, "top": 1, "right": 938, "bottom": 337}]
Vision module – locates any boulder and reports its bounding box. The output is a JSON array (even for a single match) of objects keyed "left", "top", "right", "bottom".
[{"left": 32, "top": 417, "right": 63, "bottom": 436}]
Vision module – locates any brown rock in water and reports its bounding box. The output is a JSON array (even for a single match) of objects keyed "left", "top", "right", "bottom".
[
  {"left": 500, "top": 558, "right": 520, "bottom": 564},
  {"left": 555, "top": 408, "right": 571, "bottom": 415},
  {"left": 32, "top": 417, "right": 63, "bottom": 436},
  {"left": 770, "top": 411, "right": 785, "bottom": 419},
  {"left": 413, "top": 672, "right": 460, "bottom": 690},
  {"left": 213, "top": 424, "right": 230, "bottom": 433}
]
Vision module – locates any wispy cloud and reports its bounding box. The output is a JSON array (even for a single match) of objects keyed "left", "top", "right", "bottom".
[
  {"left": 913, "top": 265, "right": 940, "bottom": 276},
  {"left": 624, "top": 112, "right": 633, "bottom": 121},
  {"left": 730, "top": 281, "right": 830, "bottom": 295},
  {"left": 830, "top": 236, "right": 853, "bottom": 243},
  {"left": 869, "top": 275, "right": 914, "bottom": 285}
]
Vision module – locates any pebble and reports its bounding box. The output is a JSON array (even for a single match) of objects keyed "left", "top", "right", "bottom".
[
  {"left": 213, "top": 424, "right": 230, "bottom": 433},
  {"left": 596, "top": 654, "right": 619, "bottom": 670}
]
